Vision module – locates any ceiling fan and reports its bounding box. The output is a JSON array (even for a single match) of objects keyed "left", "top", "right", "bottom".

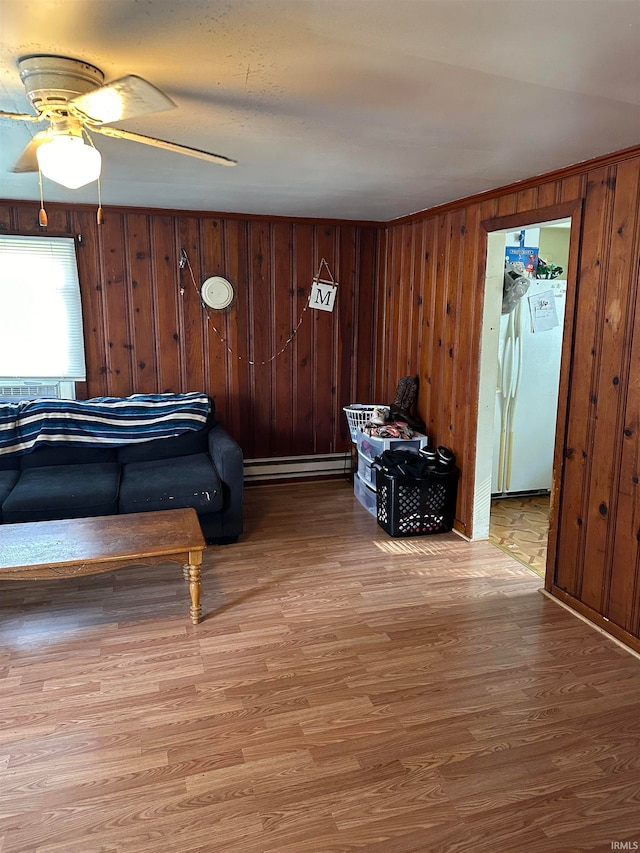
[{"left": 0, "top": 54, "right": 237, "bottom": 189}]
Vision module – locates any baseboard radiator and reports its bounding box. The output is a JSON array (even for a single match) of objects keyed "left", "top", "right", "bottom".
[{"left": 244, "top": 452, "right": 350, "bottom": 483}]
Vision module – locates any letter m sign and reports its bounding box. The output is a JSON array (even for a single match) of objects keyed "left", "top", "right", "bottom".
[{"left": 310, "top": 279, "right": 337, "bottom": 313}]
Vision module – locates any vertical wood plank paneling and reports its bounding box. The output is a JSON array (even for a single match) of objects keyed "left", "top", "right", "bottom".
[
  {"left": 561, "top": 174, "right": 585, "bottom": 203},
  {"left": 376, "top": 221, "right": 390, "bottom": 399},
  {"left": 373, "top": 226, "right": 389, "bottom": 402},
  {"left": 151, "top": 215, "right": 181, "bottom": 394},
  {"left": 554, "top": 168, "right": 613, "bottom": 597},
  {"left": 177, "top": 217, "right": 206, "bottom": 394},
  {"left": 446, "top": 209, "right": 468, "bottom": 522},
  {"left": 4, "top": 141, "right": 639, "bottom": 648},
  {"left": 338, "top": 224, "right": 358, "bottom": 442},
  {"left": 293, "top": 223, "right": 314, "bottom": 455},
  {"left": 432, "top": 214, "right": 450, "bottom": 440},
  {"left": 545, "top": 205, "right": 584, "bottom": 594},
  {"left": 608, "top": 289, "right": 640, "bottom": 633},
  {"left": 125, "top": 213, "right": 157, "bottom": 393},
  {"left": 217, "top": 220, "right": 233, "bottom": 419},
  {"left": 272, "top": 220, "right": 294, "bottom": 456},
  {"left": 15, "top": 204, "right": 70, "bottom": 234},
  {"left": 0, "top": 204, "right": 14, "bottom": 231},
  {"left": 516, "top": 187, "right": 538, "bottom": 212},
  {"left": 72, "top": 210, "right": 108, "bottom": 398},
  {"left": 377, "top": 149, "right": 640, "bottom": 647},
  {"left": 201, "top": 219, "right": 227, "bottom": 406},
  {"left": 225, "top": 219, "right": 250, "bottom": 449},
  {"left": 379, "top": 220, "right": 398, "bottom": 400},
  {"left": 421, "top": 219, "right": 438, "bottom": 430},
  {"left": 390, "top": 220, "right": 404, "bottom": 395},
  {"left": 457, "top": 203, "right": 483, "bottom": 531},
  {"left": 314, "top": 225, "right": 338, "bottom": 452},
  {"left": 355, "top": 227, "right": 378, "bottom": 405},
  {"left": 536, "top": 181, "right": 560, "bottom": 209},
  {"left": 443, "top": 210, "right": 464, "bottom": 447},
  {"left": 249, "top": 220, "right": 272, "bottom": 458},
  {"left": 480, "top": 197, "right": 501, "bottom": 223},
  {"left": 602, "top": 160, "right": 640, "bottom": 631},
  {"left": 100, "top": 212, "right": 133, "bottom": 396},
  {"left": 398, "top": 223, "right": 414, "bottom": 376},
  {"left": 407, "top": 222, "right": 423, "bottom": 382},
  {"left": 497, "top": 192, "right": 518, "bottom": 217},
  {"left": 198, "top": 217, "right": 212, "bottom": 394},
  {"left": 580, "top": 162, "right": 640, "bottom": 614}
]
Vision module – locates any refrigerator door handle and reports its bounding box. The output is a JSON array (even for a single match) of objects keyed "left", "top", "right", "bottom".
[{"left": 506, "top": 301, "right": 524, "bottom": 491}]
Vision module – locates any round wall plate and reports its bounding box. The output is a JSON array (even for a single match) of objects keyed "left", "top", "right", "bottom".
[{"left": 201, "top": 276, "right": 234, "bottom": 310}]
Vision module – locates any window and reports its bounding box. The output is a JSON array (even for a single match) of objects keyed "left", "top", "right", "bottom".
[{"left": 0, "top": 235, "right": 86, "bottom": 392}]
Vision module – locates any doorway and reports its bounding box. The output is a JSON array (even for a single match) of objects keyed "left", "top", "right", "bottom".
[{"left": 473, "top": 215, "right": 572, "bottom": 577}]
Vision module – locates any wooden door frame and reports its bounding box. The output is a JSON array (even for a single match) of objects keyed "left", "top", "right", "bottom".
[{"left": 477, "top": 200, "right": 584, "bottom": 589}]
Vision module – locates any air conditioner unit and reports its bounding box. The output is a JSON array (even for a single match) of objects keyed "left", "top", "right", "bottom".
[{"left": 0, "top": 380, "right": 76, "bottom": 403}]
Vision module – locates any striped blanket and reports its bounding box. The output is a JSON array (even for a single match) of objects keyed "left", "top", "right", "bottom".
[{"left": 0, "top": 392, "right": 211, "bottom": 457}]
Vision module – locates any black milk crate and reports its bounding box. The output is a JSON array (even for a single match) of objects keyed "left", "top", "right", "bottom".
[{"left": 375, "top": 466, "right": 459, "bottom": 536}]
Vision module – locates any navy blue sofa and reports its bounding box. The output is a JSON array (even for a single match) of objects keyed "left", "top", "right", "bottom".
[{"left": 0, "top": 399, "right": 243, "bottom": 544}]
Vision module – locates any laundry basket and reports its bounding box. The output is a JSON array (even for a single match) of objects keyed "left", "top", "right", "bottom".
[{"left": 343, "top": 405, "right": 386, "bottom": 442}]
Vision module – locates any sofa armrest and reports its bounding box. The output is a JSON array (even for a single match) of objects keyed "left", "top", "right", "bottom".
[
  {"left": 208, "top": 424, "right": 243, "bottom": 484},
  {"left": 207, "top": 424, "right": 244, "bottom": 539}
]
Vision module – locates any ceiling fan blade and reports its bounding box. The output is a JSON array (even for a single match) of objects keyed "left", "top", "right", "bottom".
[
  {"left": 70, "top": 75, "right": 176, "bottom": 124},
  {"left": 10, "top": 132, "right": 49, "bottom": 173},
  {"left": 91, "top": 125, "right": 237, "bottom": 167},
  {"left": 0, "top": 109, "right": 42, "bottom": 122}
]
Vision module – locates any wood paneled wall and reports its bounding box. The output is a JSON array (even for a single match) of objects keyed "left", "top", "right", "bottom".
[
  {"left": 378, "top": 147, "right": 640, "bottom": 650},
  {"left": 2, "top": 144, "right": 639, "bottom": 649},
  {"left": 0, "top": 202, "right": 379, "bottom": 459}
]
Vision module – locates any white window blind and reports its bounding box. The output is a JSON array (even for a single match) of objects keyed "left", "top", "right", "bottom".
[{"left": 0, "top": 235, "right": 86, "bottom": 381}]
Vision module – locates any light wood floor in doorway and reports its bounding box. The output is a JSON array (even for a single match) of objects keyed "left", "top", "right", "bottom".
[
  {"left": 1, "top": 480, "right": 639, "bottom": 853},
  {"left": 490, "top": 494, "right": 551, "bottom": 577}
]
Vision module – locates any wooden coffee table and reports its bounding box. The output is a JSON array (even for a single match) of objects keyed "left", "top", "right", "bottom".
[{"left": 0, "top": 508, "right": 207, "bottom": 624}]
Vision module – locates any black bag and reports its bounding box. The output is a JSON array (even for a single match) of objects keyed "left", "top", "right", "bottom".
[{"left": 372, "top": 449, "right": 430, "bottom": 479}]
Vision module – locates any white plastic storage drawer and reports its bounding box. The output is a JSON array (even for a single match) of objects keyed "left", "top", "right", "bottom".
[
  {"left": 354, "top": 473, "right": 377, "bottom": 517},
  {"left": 356, "top": 430, "right": 429, "bottom": 463},
  {"left": 357, "top": 449, "right": 377, "bottom": 489}
]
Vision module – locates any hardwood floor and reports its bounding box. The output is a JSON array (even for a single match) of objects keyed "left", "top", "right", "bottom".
[{"left": 1, "top": 480, "right": 639, "bottom": 853}]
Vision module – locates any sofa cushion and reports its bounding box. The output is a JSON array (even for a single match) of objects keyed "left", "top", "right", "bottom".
[
  {"left": 0, "top": 455, "right": 20, "bottom": 471},
  {"left": 0, "top": 470, "right": 20, "bottom": 521},
  {"left": 116, "top": 425, "right": 210, "bottom": 464},
  {"left": 2, "top": 463, "right": 121, "bottom": 523},
  {"left": 119, "top": 453, "right": 223, "bottom": 514},
  {"left": 116, "top": 398, "right": 217, "bottom": 464},
  {"left": 19, "top": 445, "right": 118, "bottom": 470}
]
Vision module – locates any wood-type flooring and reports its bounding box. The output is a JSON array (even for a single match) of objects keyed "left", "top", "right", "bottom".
[
  {"left": 489, "top": 495, "right": 551, "bottom": 578},
  {"left": 1, "top": 480, "right": 639, "bottom": 853}
]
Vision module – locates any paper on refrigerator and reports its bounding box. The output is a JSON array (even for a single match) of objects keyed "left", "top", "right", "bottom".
[{"left": 528, "top": 290, "right": 559, "bottom": 333}]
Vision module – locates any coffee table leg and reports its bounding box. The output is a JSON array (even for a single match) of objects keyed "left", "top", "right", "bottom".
[
  {"left": 182, "top": 566, "right": 190, "bottom": 581},
  {"left": 187, "top": 550, "right": 203, "bottom": 624}
]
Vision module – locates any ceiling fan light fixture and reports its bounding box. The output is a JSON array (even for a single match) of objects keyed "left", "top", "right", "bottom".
[
  {"left": 36, "top": 134, "right": 102, "bottom": 189},
  {"left": 6, "top": 55, "right": 237, "bottom": 181}
]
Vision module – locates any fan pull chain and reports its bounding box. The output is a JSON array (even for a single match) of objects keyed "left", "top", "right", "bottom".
[
  {"left": 38, "top": 168, "right": 48, "bottom": 227},
  {"left": 181, "top": 250, "right": 310, "bottom": 366},
  {"left": 84, "top": 129, "right": 104, "bottom": 225},
  {"left": 96, "top": 177, "right": 104, "bottom": 225}
]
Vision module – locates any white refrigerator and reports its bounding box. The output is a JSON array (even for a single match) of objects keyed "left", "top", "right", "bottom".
[{"left": 492, "top": 279, "right": 566, "bottom": 495}]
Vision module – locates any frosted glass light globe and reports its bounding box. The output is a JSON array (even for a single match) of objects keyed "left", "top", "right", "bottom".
[{"left": 37, "top": 136, "right": 102, "bottom": 189}]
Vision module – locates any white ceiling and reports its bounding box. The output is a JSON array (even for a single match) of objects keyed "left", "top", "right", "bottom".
[{"left": 1, "top": 0, "right": 639, "bottom": 221}]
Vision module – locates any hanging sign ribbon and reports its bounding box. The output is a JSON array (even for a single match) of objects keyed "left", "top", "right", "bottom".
[{"left": 309, "top": 258, "right": 338, "bottom": 312}]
